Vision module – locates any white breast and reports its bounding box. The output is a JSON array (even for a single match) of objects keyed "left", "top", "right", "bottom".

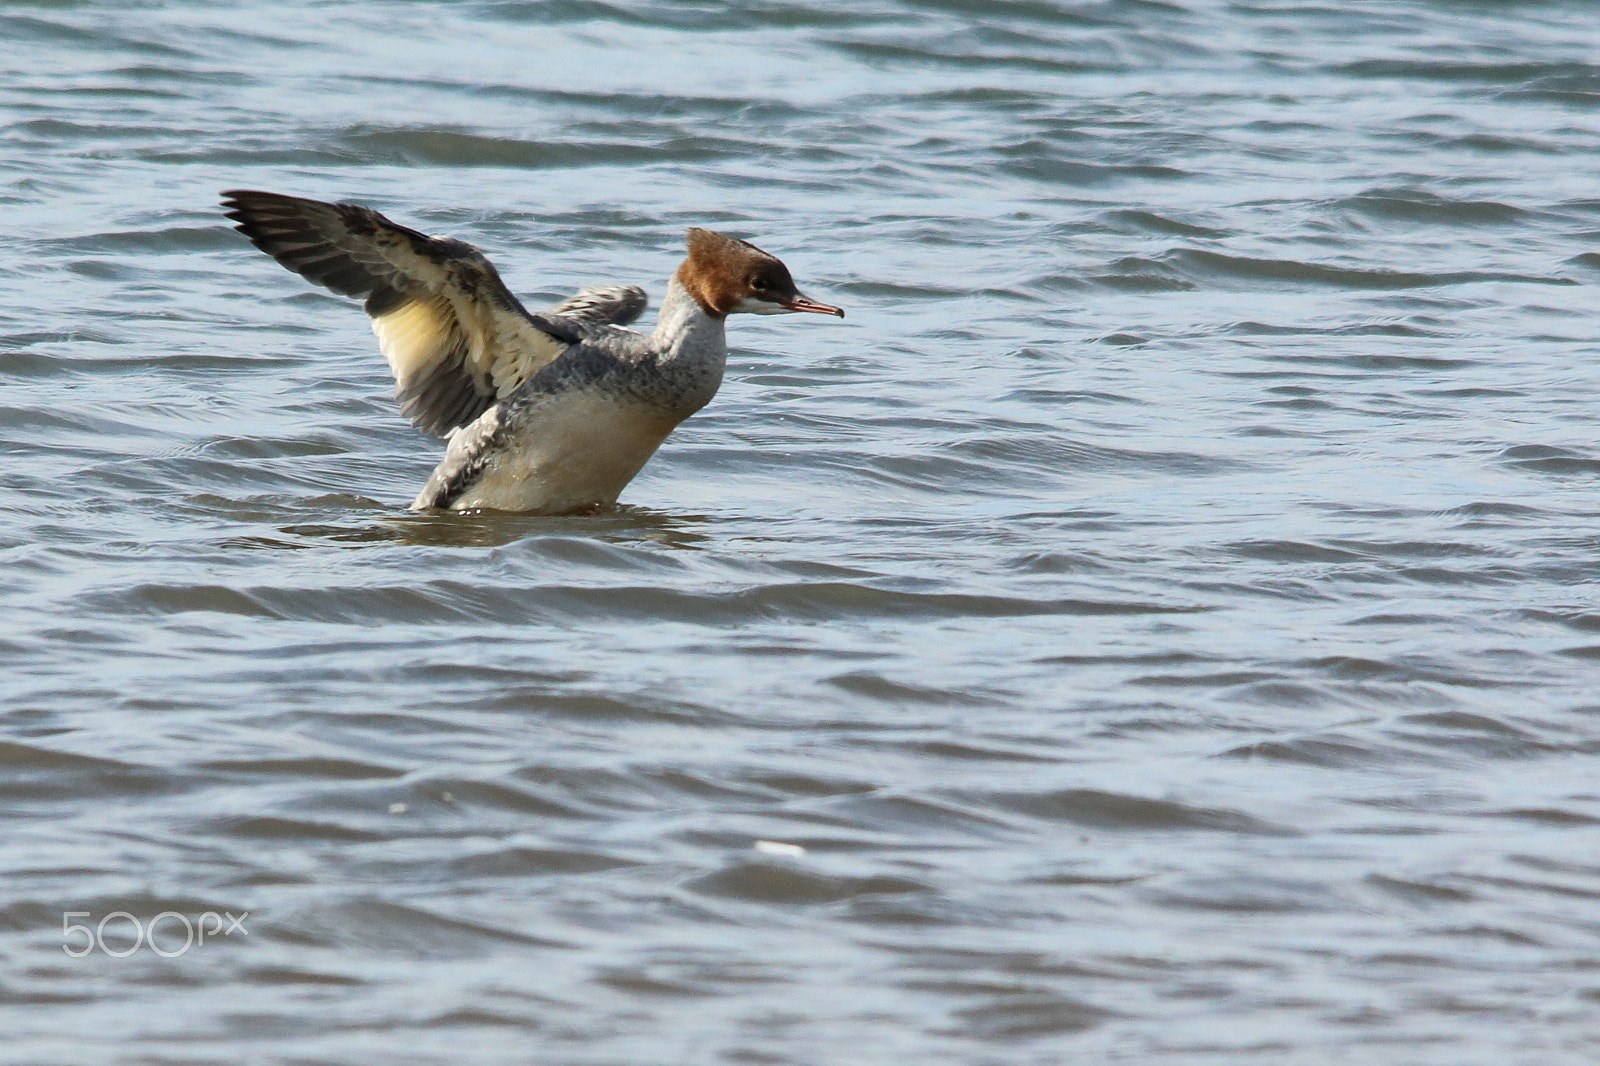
[{"left": 440, "top": 388, "right": 680, "bottom": 513}]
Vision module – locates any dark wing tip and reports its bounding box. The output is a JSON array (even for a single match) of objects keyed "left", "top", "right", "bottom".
[
  {"left": 220, "top": 189, "right": 396, "bottom": 300},
  {"left": 220, "top": 189, "right": 312, "bottom": 237},
  {"left": 220, "top": 188, "right": 311, "bottom": 223}
]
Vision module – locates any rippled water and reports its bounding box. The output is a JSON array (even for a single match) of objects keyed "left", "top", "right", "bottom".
[{"left": 5, "top": 1, "right": 1600, "bottom": 1061}]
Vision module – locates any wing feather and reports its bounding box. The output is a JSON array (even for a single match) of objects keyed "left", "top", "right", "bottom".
[
  {"left": 222, "top": 189, "right": 580, "bottom": 438},
  {"left": 547, "top": 285, "right": 648, "bottom": 331}
]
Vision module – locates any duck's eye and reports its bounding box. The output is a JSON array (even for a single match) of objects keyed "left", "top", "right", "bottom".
[{"left": 749, "top": 278, "right": 769, "bottom": 292}]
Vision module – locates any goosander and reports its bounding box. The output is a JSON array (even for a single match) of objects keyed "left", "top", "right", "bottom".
[{"left": 220, "top": 190, "right": 843, "bottom": 513}]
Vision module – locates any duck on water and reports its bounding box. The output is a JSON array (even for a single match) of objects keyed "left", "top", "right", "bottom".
[{"left": 221, "top": 191, "right": 843, "bottom": 514}]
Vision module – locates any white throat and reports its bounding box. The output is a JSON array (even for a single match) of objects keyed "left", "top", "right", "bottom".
[{"left": 651, "top": 276, "right": 727, "bottom": 365}]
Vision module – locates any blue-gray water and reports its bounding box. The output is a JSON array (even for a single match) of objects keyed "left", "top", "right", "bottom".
[{"left": 4, "top": 1, "right": 1600, "bottom": 1062}]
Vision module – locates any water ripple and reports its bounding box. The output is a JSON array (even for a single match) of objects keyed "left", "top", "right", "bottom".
[{"left": 5, "top": 0, "right": 1600, "bottom": 1061}]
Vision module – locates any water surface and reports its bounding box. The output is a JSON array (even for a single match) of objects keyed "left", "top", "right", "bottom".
[{"left": 3, "top": 1, "right": 1600, "bottom": 1062}]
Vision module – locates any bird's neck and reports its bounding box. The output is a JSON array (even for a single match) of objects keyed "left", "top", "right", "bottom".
[{"left": 652, "top": 276, "right": 728, "bottom": 365}]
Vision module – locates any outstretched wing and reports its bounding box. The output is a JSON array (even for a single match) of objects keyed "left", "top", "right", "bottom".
[
  {"left": 547, "top": 285, "right": 648, "bottom": 332},
  {"left": 221, "top": 189, "right": 583, "bottom": 438}
]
